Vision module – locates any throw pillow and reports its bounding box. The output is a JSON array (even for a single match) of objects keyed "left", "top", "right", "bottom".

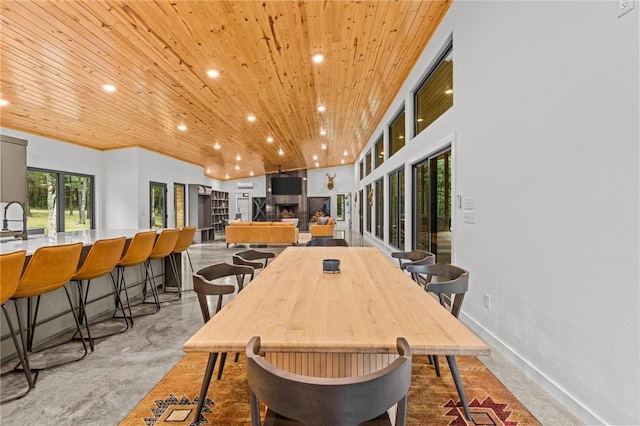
[{"left": 317, "top": 216, "right": 329, "bottom": 225}]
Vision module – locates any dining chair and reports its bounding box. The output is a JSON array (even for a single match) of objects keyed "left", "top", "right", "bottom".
[
  {"left": 112, "top": 231, "right": 157, "bottom": 325},
  {"left": 145, "top": 228, "right": 180, "bottom": 304},
  {"left": 0, "top": 250, "right": 35, "bottom": 403},
  {"left": 404, "top": 262, "right": 472, "bottom": 420},
  {"left": 246, "top": 336, "right": 412, "bottom": 426},
  {"left": 191, "top": 262, "right": 255, "bottom": 423},
  {"left": 193, "top": 263, "right": 255, "bottom": 372},
  {"left": 232, "top": 249, "right": 275, "bottom": 270},
  {"left": 401, "top": 253, "right": 436, "bottom": 287},
  {"left": 305, "top": 237, "right": 349, "bottom": 247},
  {"left": 12, "top": 243, "right": 86, "bottom": 373},
  {"left": 390, "top": 249, "right": 434, "bottom": 270},
  {"left": 167, "top": 226, "right": 197, "bottom": 296},
  {"left": 71, "top": 236, "right": 127, "bottom": 351}
]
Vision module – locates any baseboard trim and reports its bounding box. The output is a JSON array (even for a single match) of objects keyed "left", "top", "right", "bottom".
[{"left": 460, "top": 312, "right": 604, "bottom": 425}]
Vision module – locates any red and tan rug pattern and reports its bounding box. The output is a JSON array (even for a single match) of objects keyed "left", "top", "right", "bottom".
[{"left": 120, "top": 353, "right": 540, "bottom": 426}]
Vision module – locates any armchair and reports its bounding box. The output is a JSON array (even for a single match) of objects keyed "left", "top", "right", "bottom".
[{"left": 310, "top": 217, "right": 335, "bottom": 238}]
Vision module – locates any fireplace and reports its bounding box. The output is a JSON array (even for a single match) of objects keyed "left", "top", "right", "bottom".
[{"left": 276, "top": 204, "right": 298, "bottom": 219}]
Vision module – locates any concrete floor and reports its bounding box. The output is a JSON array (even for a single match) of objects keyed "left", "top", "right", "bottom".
[{"left": 0, "top": 233, "right": 581, "bottom": 425}]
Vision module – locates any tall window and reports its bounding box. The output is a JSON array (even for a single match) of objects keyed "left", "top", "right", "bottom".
[
  {"left": 336, "top": 193, "right": 346, "bottom": 221},
  {"left": 389, "top": 167, "right": 405, "bottom": 249},
  {"left": 374, "top": 178, "right": 384, "bottom": 239},
  {"left": 150, "top": 182, "right": 167, "bottom": 229},
  {"left": 27, "top": 168, "right": 94, "bottom": 234},
  {"left": 358, "top": 189, "right": 364, "bottom": 235},
  {"left": 374, "top": 136, "right": 384, "bottom": 168},
  {"left": 365, "top": 151, "right": 372, "bottom": 176},
  {"left": 389, "top": 108, "right": 406, "bottom": 157},
  {"left": 359, "top": 160, "right": 364, "bottom": 180},
  {"left": 174, "top": 183, "right": 185, "bottom": 227},
  {"left": 415, "top": 44, "right": 453, "bottom": 134},
  {"left": 413, "top": 149, "right": 452, "bottom": 264},
  {"left": 365, "top": 183, "right": 372, "bottom": 233}
]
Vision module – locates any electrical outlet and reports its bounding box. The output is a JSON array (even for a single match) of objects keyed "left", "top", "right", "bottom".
[
  {"left": 483, "top": 293, "right": 491, "bottom": 310},
  {"left": 618, "top": 0, "right": 635, "bottom": 17}
]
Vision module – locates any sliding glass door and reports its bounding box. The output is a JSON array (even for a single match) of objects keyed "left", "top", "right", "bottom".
[
  {"left": 27, "top": 168, "right": 94, "bottom": 234},
  {"left": 413, "top": 149, "right": 451, "bottom": 264}
]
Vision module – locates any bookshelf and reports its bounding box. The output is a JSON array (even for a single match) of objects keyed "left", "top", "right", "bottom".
[
  {"left": 188, "top": 184, "right": 229, "bottom": 243},
  {"left": 211, "top": 190, "right": 229, "bottom": 233}
]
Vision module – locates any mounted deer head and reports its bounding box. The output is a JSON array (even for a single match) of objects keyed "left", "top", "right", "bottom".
[{"left": 326, "top": 173, "right": 336, "bottom": 190}]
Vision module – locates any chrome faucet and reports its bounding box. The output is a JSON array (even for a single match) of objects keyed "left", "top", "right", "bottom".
[{"left": 2, "top": 201, "right": 28, "bottom": 240}]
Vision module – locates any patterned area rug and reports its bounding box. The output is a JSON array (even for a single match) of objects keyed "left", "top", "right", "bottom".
[{"left": 120, "top": 353, "right": 540, "bottom": 426}]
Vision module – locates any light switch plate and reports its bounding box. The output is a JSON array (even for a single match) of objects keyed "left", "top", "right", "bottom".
[
  {"left": 618, "top": 0, "right": 635, "bottom": 17},
  {"left": 463, "top": 196, "right": 473, "bottom": 210},
  {"left": 464, "top": 211, "right": 475, "bottom": 224}
]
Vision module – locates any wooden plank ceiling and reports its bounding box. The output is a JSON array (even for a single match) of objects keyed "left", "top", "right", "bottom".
[{"left": 0, "top": 1, "right": 450, "bottom": 180}]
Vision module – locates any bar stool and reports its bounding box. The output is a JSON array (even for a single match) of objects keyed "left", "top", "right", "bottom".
[
  {"left": 0, "top": 250, "right": 35, "bottom": 403},
  {"left": 112, "top": 231, "right": 157, "bottom": 325},
  {"left": 166, "top": 226, "right": 197, "bottom": 297},
  {"left": 12, "top": 242, "right": 86, "bottom": 372},
  {"left": 71, "top": 236, "right": 127, "bottom": 351},
  {"left": 145, "top": 228, "right": 180, "bottom": 304}
]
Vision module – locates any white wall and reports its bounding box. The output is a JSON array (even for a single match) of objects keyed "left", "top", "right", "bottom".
[
  {"left": 0, "top": 128, "right": 216, "bottom": 229},
  {"left": 221, "top": 175, "right": 268, "bottom": 220},
  {"left": 222, "top": 165, "right": 356, "bottom": 222},
  {"left": 307, "top": 164, "right": 355, "bottom": 221},
  {"left": 354, "top": 2, "right": 639, "bottom": 424}
]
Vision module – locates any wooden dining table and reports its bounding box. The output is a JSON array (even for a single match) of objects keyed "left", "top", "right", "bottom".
[{"left": 183, "top": 246, "right": 489, "bottom": 421}]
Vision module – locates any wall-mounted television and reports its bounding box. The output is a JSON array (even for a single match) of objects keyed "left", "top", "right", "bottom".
[{"left": 271, "top": 177, "right": 303, "bottom": 195}]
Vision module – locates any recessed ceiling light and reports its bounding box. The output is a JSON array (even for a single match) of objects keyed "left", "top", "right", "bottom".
[
  {"left": 250, "top": 171, "right": 254, "bottom": 176},
  {"left": 0, "top": 99, "right": 9, "bottom": 107},
  {"left": 312, "top": 53, "right": 324, "bottom": 63},
  {"left": 317, "top": 105, "right": 326, "bottom": 112},
  {"left": 417, "top": 118, "right": 424, "bottom": 122},
  {"left": 320, "top": 129, "right": 327, "bottom": 136},
  {"left": 236, "top": 154, "right": 241, "bottom": 161},
  {"left": 445, "top": 89, "right": 453, "bottom": 95},
  {"left": 225, "top": 174, "right": 229, "bottom": 179},
  {"left": 247, "top": 115, "right": 256, "bottom": 122},
  {"left": 315, "top": 162, "right": 320, "bottom": 167},
  {"left": 278, "top": 148, "right": 284, "bottom": 156},
  {"left": 341, "top": 159, "right": 345, "bottom": 165},
  {"left": 343, "top": 150, "right": 348, "bottom": 156},
  {"left": 213, "top": 142, "right": 221, "bottom": 150},
  {"left": 235, "top": 164, "right": 240, "bottom": 170},
  {"left": 321, "top": 143, "right": 327, "bottom": 150},
  {"left": 266, "top": 136, "right": 274, "bottom": 143},
  {"left": 398, "top": 135, "right": 404, "bottom": 139},
  {"left": 206, "top": 69, "right": 220, "bottom": 78},
  {"left": 313, "top": 154, "right": 318, "bottom": 161},
  {"left": 178, "top": 124, "right": 187, "bottom": 131},
  {"left": 206, "top": 168, "right": 211, "bottom": 173},
  {"left": 102, "top": 84, "right": 116, "bottom": 92}
]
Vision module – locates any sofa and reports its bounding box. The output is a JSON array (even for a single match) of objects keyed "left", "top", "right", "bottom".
[
  {"left": 310, "top": 217, "right": 335, "bottom": 238},
  {"left": 225, "top": 221, "right": 298, "bottom": 247}
]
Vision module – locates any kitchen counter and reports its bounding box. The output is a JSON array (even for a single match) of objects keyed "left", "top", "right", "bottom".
[{"left": 0, "top": 228, "right": 155, "bottom": 255}]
